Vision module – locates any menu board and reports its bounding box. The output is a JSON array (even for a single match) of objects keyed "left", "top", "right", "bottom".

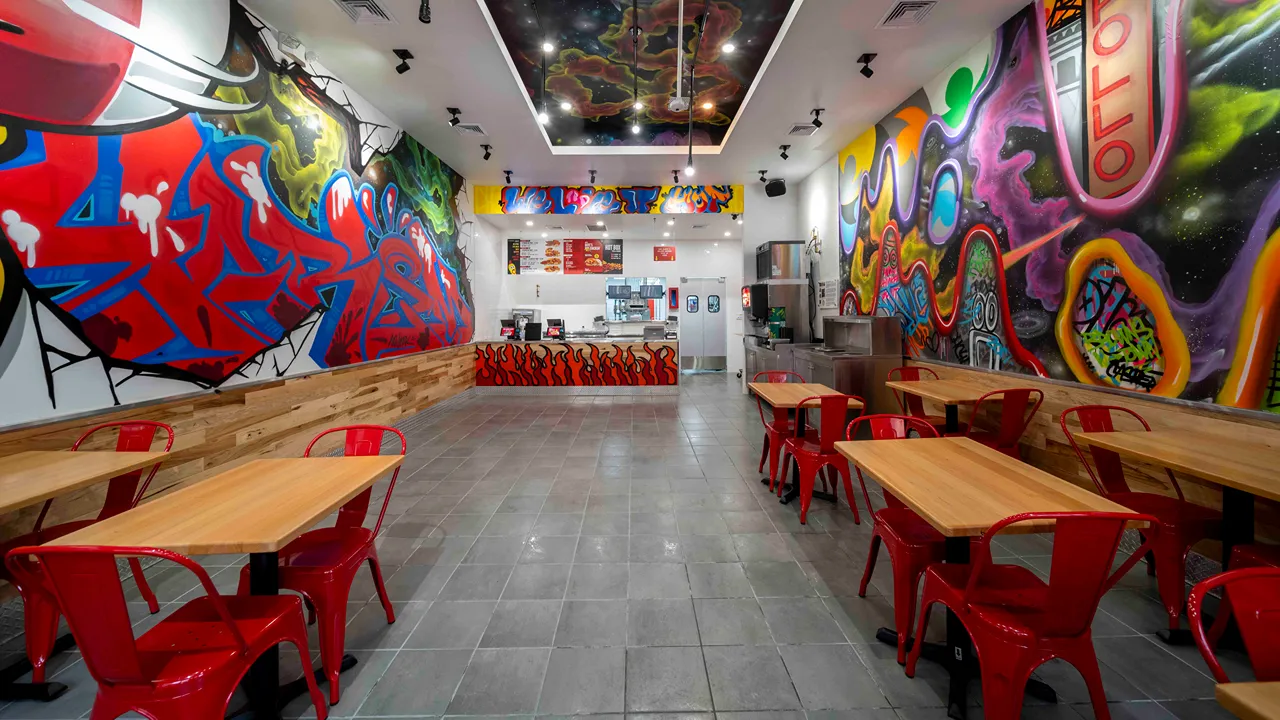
[{"left": 508, "top": 238, "right": 622, "bottom": 275}]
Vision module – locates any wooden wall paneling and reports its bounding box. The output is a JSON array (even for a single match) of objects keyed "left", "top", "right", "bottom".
[
  {"left": 911, "top": 361, "right": 1280, "bottom": 553},
  {"left": 0, "top": 345, "right": 476, "bottom": 553}
]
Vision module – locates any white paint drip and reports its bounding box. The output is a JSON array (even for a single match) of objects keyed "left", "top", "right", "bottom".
[
  {"left": 1, "top": 210, "right": 40, "bottom": 267},
  {"left": 120, "top": 181, "right": 170, "bottom": 257},
  {"left": 229, "top": 160, "right": 272, "bottom": 224}
]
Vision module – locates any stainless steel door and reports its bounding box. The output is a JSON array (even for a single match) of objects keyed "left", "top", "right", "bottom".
[{"left": 681, "top": 277, "right": 727, "bottom": 370}]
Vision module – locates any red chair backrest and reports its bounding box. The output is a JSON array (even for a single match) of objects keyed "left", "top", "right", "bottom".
[
  {"left": 752, "top": 371, "right": 806, "bottom": 430},
  {"left": 71, "top": 421, "right": 174, "bottom": 520},
  {"left": 886, "top": 366, "right": 938, "bottom": 417},
  {"left": 844, "top": 414, "right": 939, "bottom": 510},
  {"left": 5, "top": 546, "right": 246, "bottom": 686},
  {"left": 967, "top": 388, "right": 1043, "bottom": 452},
  {"left": 304, "top": 425, "right": 407, "bottom": 534},
  {"left": 1189, "top": 567, "right": 1280, "bottom": 683},
  {"left": 1059, "top": 405, "right": 1182, "bottom": 498},
  {"left": 795, "top": 394, "right": 861, "bottom": 453},
  {"left": 753, "top": 371, "right": 806, "bottom": 384},
  {"left": 969, "top": 512, "right": 1159, "bottom": 638}
]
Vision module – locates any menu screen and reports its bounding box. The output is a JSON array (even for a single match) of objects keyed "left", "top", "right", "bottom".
[{"left": 509, "top": 239, "right": 622, "bottom": 275}]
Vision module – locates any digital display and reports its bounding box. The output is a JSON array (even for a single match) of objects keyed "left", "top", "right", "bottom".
[
  {"left": 639, "top": 284, "right": 664, "bottom": 299},
  {"left": 606, "top": 285, "right": 633, "bottom": 299}
]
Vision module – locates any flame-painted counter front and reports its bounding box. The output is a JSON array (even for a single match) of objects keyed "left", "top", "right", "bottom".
[{"left": 474, "top": 342, "right": 678, "bottom": 386}]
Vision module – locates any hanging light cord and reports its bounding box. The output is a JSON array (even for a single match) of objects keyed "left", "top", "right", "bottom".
[
  {"left": 631, "top": 0, "right": 640, "bottom": 132},
  {"left": 686, "top": 3, "right": 711, "bottom": 173}
]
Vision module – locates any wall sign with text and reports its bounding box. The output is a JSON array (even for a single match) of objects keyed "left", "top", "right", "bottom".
[
  {"left": 654, "top": 245, "right": 676, "bottom": 262},
  {"left": 507, "top": 239, "right": 623, "bottom": 275}
]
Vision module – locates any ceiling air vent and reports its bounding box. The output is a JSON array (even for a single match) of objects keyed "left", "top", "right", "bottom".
[
  {"left": 788, "top": 123, "right": 819, "bottom": 137},
  {"left": 454, "top": 123, "right": 488, "bottom": 137},
  {"left": 545, "top": 226, "right": 565, "bottom": 231},
  {"left": 692, "top": 224, "right": 709, "bottom": 230},
  {"left": 877, "top": 0, "right": 936, "bottom": 28},
  {"left": 329, "top": 0, "right": 395, "bottom": 25},
  {"left": 585, "top": 223, "right": 608, "bottom": 232}
]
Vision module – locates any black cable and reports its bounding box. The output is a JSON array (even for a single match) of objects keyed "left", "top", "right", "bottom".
[
  {"left": 686, "top": 3, "right": 710, "bottom": 170},
  {"left": 632, "top": 0, "right": 640, "bottom": 133}
]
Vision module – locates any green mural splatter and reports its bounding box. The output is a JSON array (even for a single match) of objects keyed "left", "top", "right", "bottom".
[{"left": 1174, "top": 85, "right": 1280, "bottom": 177}]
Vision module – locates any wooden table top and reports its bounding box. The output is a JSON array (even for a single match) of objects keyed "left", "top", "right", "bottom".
[
  {"left": 748, "top": 383, "right": 863, "bottom": 409},
  {"left": 1216, "top": 681, "right": 1280, "bottom": 720},
  {"left": 0, "top": 450, "right": 170, "bottom": 515},
  {"left": 835, "top": 437, "right": 1133, "bottom": 537},
  {"left": 884, "top": 378, "right": 993, "bottom": 406},
  {"left": 1073, "top": 430, "right": 1280, "bottom": 503},
  {"left": 48, "top": 456, "right": 403, "bottom": 555}
]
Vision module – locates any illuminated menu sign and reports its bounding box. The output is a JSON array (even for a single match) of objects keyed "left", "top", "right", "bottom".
[{"left": 508, "top": 239, "right": 623, "bottom": 275}]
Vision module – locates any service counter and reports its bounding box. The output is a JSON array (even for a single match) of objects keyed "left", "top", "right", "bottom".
[{"left": 474, "top": 341, "right": 678, "bottom": 386}]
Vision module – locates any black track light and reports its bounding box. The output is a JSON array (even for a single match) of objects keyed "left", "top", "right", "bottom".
[
  {"left": 418, "top": 0, "right": 431, "bottom": 23},
  {"left": 482, "top": 144, "right": 492, "bottom": 161},
  {"left": 858, "top": 53, "right": 876, "bottom": 79},
  {"left": 589, "top": 169, "right": 597, "bottom": 184},
  {"left": 393, "top": 49, "right": 413, "bottom": 74},
  {"left": 759, "top": 170, "right": 768, "bottom": 184},
  {"left": 811, "top": 108, "right": 824, "bottom": 129},
  {"left": 673, "top": 170, "right": 680, "bottom": 185},
  {"left": 504, "top": 170, "right": 513, "bottom": 185},
  {"left": 395, "top": 61, "right": 410, "bottom": 74},
  {"left": 447, "top": 107, "right": 461, "bottom": 127},
  {"left": 779, "top": 145, "right": 790, "bottom": 161}
]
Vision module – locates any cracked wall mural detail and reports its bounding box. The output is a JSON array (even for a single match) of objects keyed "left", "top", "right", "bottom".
[
  {"left": 838, "top": 0, "right": 1280, "bottom": 413},
  {"left": 0, "top": 0, "right": 473, "bottom": 428}
]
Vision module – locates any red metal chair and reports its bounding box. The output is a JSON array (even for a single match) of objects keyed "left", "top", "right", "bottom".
[
  {"left": 753, "top": 370, "right": 807, "bottom": 492},
  {"left": 776, "top": 394, "right": 863, "bottom": 525},
  {"left": 1200, "top": 544, "right": 1280, "bottom": 647},
  {"left": 886, "top": 366, "right": 966, "bottom": 435},
  {"left": 238, "top": 424, "right": 405, "bottom": 704},
  {"left": 954, "top": 388, "right": 1043, "bottom": 459},
  {"left": 906, "top": 511, "right": 1160, "bottom": 720},
  {"left": 0, "top": 421, "right": 172, "bottom": 684},
  {"left": 6, "top": 545, "right": 328, "bottom": 720},
  {"left": 1060, "top": 405, "right": 1221, "bottom": 635},
  {"left": 1188, "top": 566, "right": 1280, "bottom": 683},
  {"left": 846, "top": 414, "right": 945, "bottom": 664}
]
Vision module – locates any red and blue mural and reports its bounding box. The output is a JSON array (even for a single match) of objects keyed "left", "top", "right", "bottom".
[
  {"left": 838, "top": 0, "right": 1280, "bottom": 413},
  {"left": 0, "top": 0, "right": 472, "bottom": 425},
  {"left": 475, "top": 184, "right": 744, "bottom": 215}
]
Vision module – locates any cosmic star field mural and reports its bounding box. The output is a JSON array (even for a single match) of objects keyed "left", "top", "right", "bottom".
[
  {"left": 481, "top": 0, "right": 796, "bottom": 147},
  {"left": 0, "top": 0, "right": 474, "bottom": 428},
  {"left": 838, "top": 0, "right": 1280, "bottom": 414}
]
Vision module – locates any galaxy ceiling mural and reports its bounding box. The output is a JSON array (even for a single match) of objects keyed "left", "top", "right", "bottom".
[
  {"left": 481, "top": 0, "right": 796, "bottom": 147},
  {"left": 0, "top": 0, "right": 474, "bottom": 428},
  {"left": 838, "top": 0, "right": 1280, "bottom": 414}
]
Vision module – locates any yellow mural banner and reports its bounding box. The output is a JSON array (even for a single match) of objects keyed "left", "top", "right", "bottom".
[{"left": 474, "top": 185, "right": 744, "bottom": 215}]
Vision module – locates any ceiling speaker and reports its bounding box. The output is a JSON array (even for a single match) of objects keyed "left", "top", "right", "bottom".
[{"left": 765, "top": 179, "right": 787, "bottom": 198}]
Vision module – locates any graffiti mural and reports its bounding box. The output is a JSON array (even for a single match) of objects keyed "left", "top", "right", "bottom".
[
  {"left": 474, "top": 184, "right": 744, "bottom": 215},
  {"left": 0, "top": 0, "right": 473, "bottom": 427},
  {"left": 837, "top": 0, "right": 1280, "bottom": 413},
  {"left": 475, "top": 343, "right": 679, "bottom": 386}
]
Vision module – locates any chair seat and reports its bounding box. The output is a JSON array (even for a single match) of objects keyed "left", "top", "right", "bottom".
[
  {"left": 1229, "top": 543, "right": 1280, "bottom": 569},
  {"left": 136, "top": 595, "right": 302, "bottom": 683},
  {"left": 1110, "top": 492, "right": 1221, "bottom": 528},
  {"left": 875, "top": 508, "right": 947, "bottom": 547},
  {"left": 279, "top": 527, "right": 375, "bottom": 570},
  {"left": 924, "top": 563, "right": 1051, "bottom": 640},
  {"left": 782, "top": 435, "right": 838, "bottom": 457}
]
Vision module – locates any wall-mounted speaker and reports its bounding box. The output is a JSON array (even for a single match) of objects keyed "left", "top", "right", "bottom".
[{"left": 764, "top": 178, "right": 787, "bottom": 197}]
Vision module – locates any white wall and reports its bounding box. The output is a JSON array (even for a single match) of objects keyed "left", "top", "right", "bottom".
[
  {"left": 464, "top": 214, "right": 507, "bottom": 341},
  {"left": 797, "top": 156, "right": 842, "bottom": 320}
]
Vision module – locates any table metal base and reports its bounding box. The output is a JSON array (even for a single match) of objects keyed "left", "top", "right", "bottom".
[{"left": 0, "top": 633, "right": 75, "bottom": 702}]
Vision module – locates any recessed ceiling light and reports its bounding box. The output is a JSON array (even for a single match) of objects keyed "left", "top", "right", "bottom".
[
  {"left": 537, "top": 111, "right": 550, "bottom": 125},
  {"left": 667, "top": 219, "right": 675, "bottom": 226},
  {"left": 737, "top": 217, "right": 744, "bottom": 225},
  {"left": 705, "top": 249, "right": 711, "bottom": 254},
  {"left": 701, "top": 101, "right": 713, "bottom": 110},
  {"left": 560, "top": 101, "right": 571, "bottom": 111},
  {"left": 724, "top": 231, "right": 731, "bottom": 237},
  {"left": 714, "top": 242, "right": 719, "bottom": 246},
  {"left": 603, "top": 232, "right": 610, "bottom": 237},
  {"left": 541, "top": 232, "right": 548, "bottom": 238},
  {"left": 723, "top": 42, "right": 736, "bottom": 53},
  {"left": 542, "top": 41, "right": 555, "bottom": 52},
  {"left": 525, "top": 220, "right": 534, "bottom": 226},
  {"left": 663, "top": 232, "right": 670, "bottom": 237},
  {"left": 596, "top": 219, "right": 605, "bottom": 225}
]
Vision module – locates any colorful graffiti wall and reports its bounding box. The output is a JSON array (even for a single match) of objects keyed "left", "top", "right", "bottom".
[
  {"left": 475, "top": 343, "right": 679, "bottom": 386},
  {"left": 838, "top": 0, "right": 1280, "bottom": 412},
  {"left": 0, "top": 1, "right": 473, "bottom": 428},
  {"left": 475, "top": 185, "right": 744, "bottom": 215}
]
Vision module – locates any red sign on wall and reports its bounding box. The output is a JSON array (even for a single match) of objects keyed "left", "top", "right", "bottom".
[{"left": 653, "top": 245, "right": 676, "bottom": 262}]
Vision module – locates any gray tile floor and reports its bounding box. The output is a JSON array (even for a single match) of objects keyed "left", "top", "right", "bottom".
[{"left": 0, "top": 374, "right": 1250, "bottom": 719}]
